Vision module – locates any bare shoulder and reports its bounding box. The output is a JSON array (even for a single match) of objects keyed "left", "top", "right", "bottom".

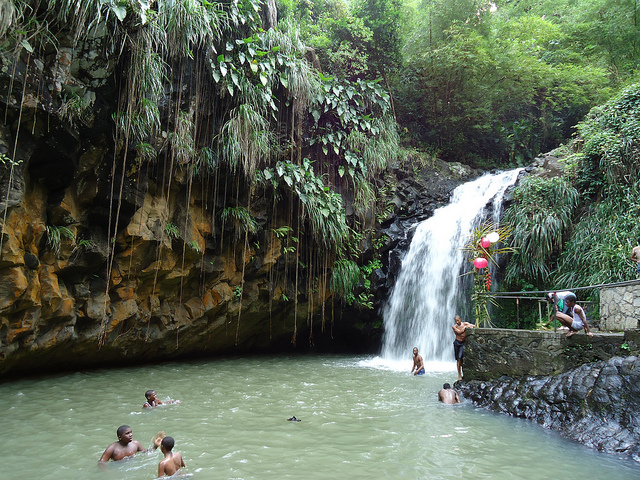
[{"left": 99, "top": 443, "right": 116, "bottom": 462}]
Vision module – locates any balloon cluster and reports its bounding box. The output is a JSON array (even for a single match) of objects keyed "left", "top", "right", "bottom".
[{"left": 474, "top": 231, "right": 500, "bottom": 269}]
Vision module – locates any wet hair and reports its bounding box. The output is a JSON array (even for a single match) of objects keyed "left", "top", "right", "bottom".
[
  {"left": 117, "top": 425, "right": 130, "bottom": 438},
  {"left": 145, "top": 390, "right": 155, "bottom": 399},
  {"left": 454, "top": 315, "right": 462, "bottom": 321},
  {"left": 443, "top": 383, "right": 451, "bottom": 389},
  {"left": 161, "top": 436, "right": 175, "bottom": 451},
  {"left": 565, "top": 293, "right": 577, "bottom": 303}
]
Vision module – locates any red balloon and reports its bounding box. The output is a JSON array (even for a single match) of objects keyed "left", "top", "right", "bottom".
[
  {"left": 474, "top": 257, "right": 488, "bottom": 269},
  {"left": 480, "top": 237, "right": 491, "bottom": 248}
]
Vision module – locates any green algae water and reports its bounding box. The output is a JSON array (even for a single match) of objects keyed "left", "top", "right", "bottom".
[{"left": 1, "top": 355, "right": 639, "bottom": 480}]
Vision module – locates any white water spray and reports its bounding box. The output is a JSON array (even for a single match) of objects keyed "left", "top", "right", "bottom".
[{"left": 380, "top": 169, "right": 522, "bottom": 368}]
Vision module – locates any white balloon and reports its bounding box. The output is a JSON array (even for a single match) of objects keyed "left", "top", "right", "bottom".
[{"left": 486, "top": 232, "right": 500, "bottom": 243}]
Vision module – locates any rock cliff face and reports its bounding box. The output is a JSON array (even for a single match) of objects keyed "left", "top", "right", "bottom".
[
  {"left": 0, "top": 123, "right": 472, "bottom": 377},
  {"left": 0, "top": 111, "right": 336, "bottom": 375},
  {"left": 0, "top": 13, "right": 338, "bottom": 376},
  {"left": 0, "top": 17, "right": 480, "bottom": 377},
  {"left": 457, "top": 355, "right": 640, "bottom": 463}
]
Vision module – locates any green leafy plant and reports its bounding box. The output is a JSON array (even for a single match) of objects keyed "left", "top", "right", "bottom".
[
  {"left": 57, "top": 93, "right": 92, "bottom": 126},
  {"left": 0, "top": 153, "right": 22, "bottom": 167},
  {"left": 330, "top": 259, "right": 360, "bottom": 300},
  {"left": 503, "top": 176, "right": 578, "bottom": 288},
  {"left": 189, "top": 240, "right": 203, "bottom": 254},
  {"left": 165, "top": 222, "right": 180, "bottom": 239},
  {"left": 263, "top": 158, "right": 349, "bottom": 249},
  {"left": 357, "top": 292, "right": 374, "bottom": 310},
  {"left": 221, "top": 206, "right": 259, "bottom": 239},
  {"left": 462, "top": 222, "right": 516, "bottom": 327},
  {"left": 233, "top": 285, "right": 243, "bottom": 301},
  {"left": 272, "top": 226, "right": 293, "bottom": 238},
  {"left": 46, "top": 225, "right": 75, "bottom": 256}
]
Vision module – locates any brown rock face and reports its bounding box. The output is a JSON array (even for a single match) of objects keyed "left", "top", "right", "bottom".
[
  {"left": 0, "top": 13, "right": 392, "bottom": 378},
  {"left": 0, "top": 149, "right": 342, "bottom": 376},
  {"left": 0, "top": 89, "right": 344, "bottom": 377}
]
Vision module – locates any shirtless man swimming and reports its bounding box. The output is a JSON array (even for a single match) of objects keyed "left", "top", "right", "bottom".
[
  {"left": 452, "top": 315, "right": 475, "bottom": 381},
  {"left": 411, "top": 347, "right": 425, "bottom": 375},
  {"left": 158, "top": 436, "right": 186, "bottom": 477},
  {"left": 143, "top": 390, "right": 181, "bottom": 409},
  {"left": 98, "top": 425, "right": 164, "bottom": 463},
  {"left": 438, "top": 383, "right": 461, "bottom": 404}
]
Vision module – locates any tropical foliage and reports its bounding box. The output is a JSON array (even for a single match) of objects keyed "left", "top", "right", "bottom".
[
  {"left": 504, "top": 177, "right": 579, "bottom": 288},
  {"left": 462, "top": 222, "right": 516, "bottom": 327},
  {"left": 502, "top": 83, "right": 640, "bottom": 326},
  {"left": 556, "top": 84, "right": 640, "bottom": 289},
  {"left": 3, "top": 0, "right": 640, "bottom": 338}
]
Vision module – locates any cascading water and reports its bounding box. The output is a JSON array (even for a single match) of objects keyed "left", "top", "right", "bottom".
[{"left": 381, "top": 169, "right": 522, "bottom": 367}]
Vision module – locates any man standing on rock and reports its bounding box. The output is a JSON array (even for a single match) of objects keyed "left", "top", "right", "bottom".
[
  {"left": 452, "top": 315, "right": 475, "bottom": 381},
  {"left": 631, "top": 239, "right": 640, "bottom": 279}
]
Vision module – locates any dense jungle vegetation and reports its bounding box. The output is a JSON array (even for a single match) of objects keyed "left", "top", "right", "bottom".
[
  {"left": 1, "top": 0, "right": 640, "bottom": 332},
  {"left": 281, "top": 0, "right": 640, "bottom": 327}
]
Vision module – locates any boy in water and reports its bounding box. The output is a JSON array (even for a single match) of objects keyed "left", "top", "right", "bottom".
[
  {"left": 99, "top": 425, "right": 164, "bottom": 463},
  {"left": 158, "top": 436, "right": 186, "bottom": 477},
  {"left": 143, "top": 390, "right": 181, "bottom": 408}
]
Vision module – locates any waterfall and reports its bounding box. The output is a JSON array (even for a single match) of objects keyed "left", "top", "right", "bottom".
[{"left": 381, "top": 169, "right": 522, "bottom": 367}]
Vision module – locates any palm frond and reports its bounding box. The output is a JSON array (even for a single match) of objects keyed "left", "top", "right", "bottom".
[
  {"left": 330, "top": 259, "right": 360, "bottom": 298},
  {"left": 503, "top": 176, "right": 578, "bottom": 287},
  {"left": 221, "top": 103, "right": 274, "bottom": 177},
  {"left": 157, "top": 0, "right": 222, "bottom": 57}
]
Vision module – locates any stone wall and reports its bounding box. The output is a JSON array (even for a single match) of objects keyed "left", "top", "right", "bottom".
[
  {"left": 463, "top": 328, "right": 640, "bottom": 381},
  {"left": 457, "top": 355, "right": 640, "bottom": 463},
  {"left": 600, "top": 282, "right": 640, "bottom": 331}
]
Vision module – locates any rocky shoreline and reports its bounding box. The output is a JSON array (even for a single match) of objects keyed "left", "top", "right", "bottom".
[{"left": 456, "top": 355, "right": 640, "bottom": 463}]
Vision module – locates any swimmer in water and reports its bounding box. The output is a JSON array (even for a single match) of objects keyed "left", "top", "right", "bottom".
[
  {"left": 438, "top": 383, "right": 461, "bottom": 404},
  {"left": 98, "top": 425, "right": 164, "bottom": 463},
  {"left": 143, "top": 390, "right": 181, "bottom": 408},
  {"left": 158, "top": 436, "right": 186, "bottom": 477}
]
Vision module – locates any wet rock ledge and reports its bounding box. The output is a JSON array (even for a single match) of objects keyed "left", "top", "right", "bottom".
[
  {"left": 457, "top": 329, "right": 640, "bottom": 462},
  {"left": 457, "top": 355, "right": 640, "bottom": 462}
]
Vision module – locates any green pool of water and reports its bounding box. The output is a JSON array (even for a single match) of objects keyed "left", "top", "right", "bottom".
[{"left": 1, "top": 355, "right": 638, "bottom": 479}]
